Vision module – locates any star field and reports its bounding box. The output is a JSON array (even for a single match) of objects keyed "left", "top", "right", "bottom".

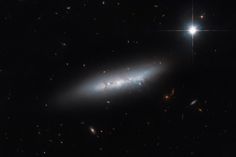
[{"left": 0, "top": 0, "right": 236, "bottom": 157}]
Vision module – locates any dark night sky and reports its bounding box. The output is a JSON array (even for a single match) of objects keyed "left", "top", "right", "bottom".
[{"left": 0, "top": 0, "right": 236, "bottom": 156}]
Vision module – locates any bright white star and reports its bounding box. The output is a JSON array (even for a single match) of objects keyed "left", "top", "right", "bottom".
[{"left": 189, "top": 26, "right": 198, "bottom": 35}]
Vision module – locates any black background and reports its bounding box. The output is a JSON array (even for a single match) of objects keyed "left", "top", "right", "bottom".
[{"left": 0, "top": 0, "right": 236, "bottom": 156}]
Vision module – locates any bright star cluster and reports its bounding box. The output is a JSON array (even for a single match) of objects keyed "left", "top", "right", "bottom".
[
  {"left": 80, "top": 63, "right": 162, "bottom": 95},
  {"left": 94, "top": 69, "right": 150, "bottom": 91}
]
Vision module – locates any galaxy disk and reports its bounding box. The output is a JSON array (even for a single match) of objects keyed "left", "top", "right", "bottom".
[{"left": 55, "top": 61, "right": 165, "bottom": 105}]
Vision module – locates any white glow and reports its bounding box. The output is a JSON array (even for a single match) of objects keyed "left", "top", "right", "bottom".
[
  {"left": 188, "top": 26, "right": 198, "bottom": 35},
  {"left": 53, "top": 61, "right": 166, "bottom": 107},
  {"left": 79, "top": 63, "right": 163, "bottom": 96},
  {"left": 94, "top": 73, "right": 147, "bottom": 91}
]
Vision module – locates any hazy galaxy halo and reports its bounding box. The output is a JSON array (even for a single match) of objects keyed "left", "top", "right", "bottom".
[{"left": 52, "top": 59, "right": 167, "bottom": 107}]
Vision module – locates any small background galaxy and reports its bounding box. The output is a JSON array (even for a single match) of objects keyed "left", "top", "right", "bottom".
[{"left": 0, "top": 0, "right": 236, "bottom": 156}]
